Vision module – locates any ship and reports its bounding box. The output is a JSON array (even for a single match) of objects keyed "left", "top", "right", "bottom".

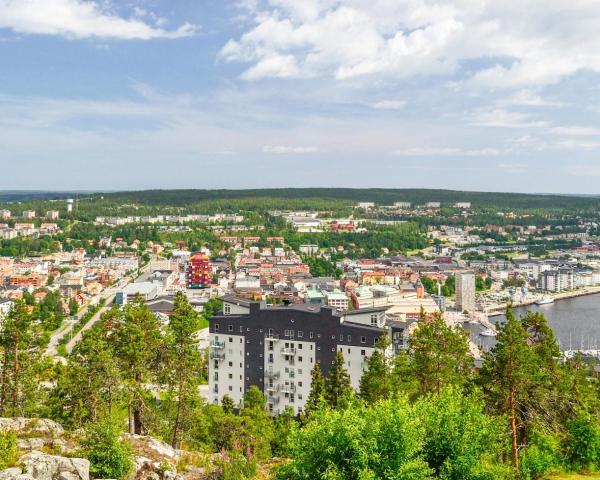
[{"left": 535, "top": 296, "right": 555, "bottom": 305}]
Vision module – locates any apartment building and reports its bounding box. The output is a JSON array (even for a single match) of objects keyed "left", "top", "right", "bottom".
[
  {"left": 209, "top": 295, "right": 386, "bottom": 414},
  {"left": 538, "top": 268, "right": 576, "bottom": 292}
]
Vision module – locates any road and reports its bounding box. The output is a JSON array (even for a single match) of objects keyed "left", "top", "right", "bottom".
[{"left": 45, "top": 259, "right": 156, "bottom": 359}]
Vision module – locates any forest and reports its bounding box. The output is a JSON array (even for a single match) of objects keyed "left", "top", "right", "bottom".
[{"left": 1, "top": 293, "right": 599, "bottom": 480}]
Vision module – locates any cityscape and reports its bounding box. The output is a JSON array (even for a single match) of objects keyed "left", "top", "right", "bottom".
[{"left": 2, "top": 1, "right": 600, "bottom": 480}]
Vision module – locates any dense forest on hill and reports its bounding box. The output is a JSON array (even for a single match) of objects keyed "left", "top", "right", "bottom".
[{"left": 3, "top": 188, "right": 600, "bottom": 215}]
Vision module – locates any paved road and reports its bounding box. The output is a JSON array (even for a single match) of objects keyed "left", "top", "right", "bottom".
[{"left": 45, "top": 259, "right": 156, "bottom": 359}]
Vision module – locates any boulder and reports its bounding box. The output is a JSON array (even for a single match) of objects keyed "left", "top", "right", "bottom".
[
  {"left": 20, "top": 452, "right": 89, "bottom": 480},
  {"left": 0, "top": 419, "right": 64, "bottom": 438}
]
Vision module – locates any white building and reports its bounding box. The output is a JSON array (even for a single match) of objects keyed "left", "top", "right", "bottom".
[{"left": 456, "top": 272, "right": 476, "bottom": 312}]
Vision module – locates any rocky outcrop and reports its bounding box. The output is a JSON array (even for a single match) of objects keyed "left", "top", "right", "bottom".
[
  {"left": 0, "top": 418, "right": 69, "bottom": 454},
  {"left": 0, "top": 453, "right": 89, "bottom": 480}
]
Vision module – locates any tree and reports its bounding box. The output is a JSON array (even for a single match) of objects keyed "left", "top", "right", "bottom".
[
  {"left": 304, "top": 362, "right": 326, "bottom": 418},
  {"left": 221, "top": 395, "right": 235, "bottom": 414},
  {"left": 409, "top": 312, "right": 473, "bottom": 395},
  {"left": 564, "top": 412, "right": 600, "bottom": 471},
  {"left": 167, "top": 292, "right": 203, "bottom": 448},
  {"left": 69, "top": 298, "right": 79, "bottom": 316},
  {"left": 81, "top": 419, "right": 135, "bottom": 480},
  {"left": 0, "top": 299, "right": 43, "bottom": 416},
  {"left": 109, "top": 298, "right": 164, "bottom": 435},
  {"left": 359, "top": 336, "right": 393, "bottom": 403},
  {"left": 325, "top": 351, "right": 353, "bottom": 410},
  {"left": 243, "top": 385, "right": 266, "bottom": 411},
  {"left": 480, "top": 307, "right": 536, "bottom": 470}
]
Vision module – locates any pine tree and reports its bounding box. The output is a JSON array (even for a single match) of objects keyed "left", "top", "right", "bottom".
[
  {"left": 359, "top": 336, "right": 392, "bottom": 403},
  {"left": 304, "top": 362, "right": 326, "bottom": 418},
  {"left": 221, "top": 394, "right": 235, "bottom": 414},
  {"left": 109, "top": 298, "right": 164, "bottom": 435},
  {"left": 325, "top": 351, "right": 353, "bottom": 409},
  {"left": 409, "top": 312, "right": 473, "bottom": 395},
  {"left": 167, "top": 292, "right": 202, "bottom": 447},
  {"left": 0, "top": 299, "right": 43, "bottom": 416},
  {"left": 480, "top": 307, "right": 536, "bottom": 470}
]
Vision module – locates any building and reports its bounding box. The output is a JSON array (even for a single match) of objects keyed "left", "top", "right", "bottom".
[
  {"left": 0, "top": 210, "right": 10, "bottom": 220},
  {"left": 394, "top": 202, "right": 411, "bottom": 209},
  {"left": 46, "top": 210, "right": 60, "bottom": 219},
  {"left": 538, "top": 268, "right": 575, "bottom": 292},
  {"left": 22, "top": 210, "right": 36, "bottom": 219},
  {"left": 357, "top": 202, "right": 375, "bottom": 209},
  {"left": 426, "top": 202, "right": 441, "bottom": 209},
  {"left": 187, "top": 253, "right": 212, "bottom": 289},
  {"left": 209, "top": 296, "right": 386, "bottom": 414},
  {"left": 116, "top": 282, "right": 159, "bottom": 305},
  {"left": 454, "top": 202, "right": 471, "bottom": 209},
  {"left": 67, "top": 199, "right": 74, "bottom": 213},
  {"left": 455, "top": 271, "right": 476, "bottom": 312}
]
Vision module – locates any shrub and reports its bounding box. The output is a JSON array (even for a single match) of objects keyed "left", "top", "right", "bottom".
[
  {"left": 0, "top": 430, "right": 19, "bottom": 469},
  {"left": 520, "top": 430, "right": 562, "bottom": 480},
  {"left": 208, "top": 449, "right": 257, "bottom": 480},
  {"left": 80, "top": 420, "right": 135, "bottom": 480},
  {"left": 564, "top": 412, "right": 600, "bottom": 472}
]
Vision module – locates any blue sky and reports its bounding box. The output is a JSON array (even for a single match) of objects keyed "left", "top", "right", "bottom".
[{"left": 2, "top": 0, "right": 600, "bottom": 193}]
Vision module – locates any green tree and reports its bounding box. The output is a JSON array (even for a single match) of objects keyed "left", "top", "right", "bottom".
[
  {"left": 81, "top": 419, "right": 135, "bottom": 480},
  {"left": 221, "top": 395, "right": 235, "bottom": 414},
  {"left": 325, "top": 351, "right": 353, "bottom": 410},
  {"left": 109, "top": 298, "right": 164, "bottom": 434},
  {"left": 304, "top": 362, "right": 326, "bottom": 418},
  {"left": 167, "top": 292, "right": 203, "bottom": 448},
  {"left": 409, "top": 312, "right": 473, "bottom": 395},
  {"left": 359, "top": 336, "right": 393, "bottom": 403},
  {"left": 480, "top": 307, "right": 536, "bottom": 470},
  {"left": 243, "top": 385, "right": 266, "bottom": 411},
  {"left": 0, "top": 299, "right": 43, "bottom": 416},
  {"left": 564, "top": 412, "right": 600, "bottom": 471},
  {"left": 0, "top": 431, "right": 19, "bottom": 469}
]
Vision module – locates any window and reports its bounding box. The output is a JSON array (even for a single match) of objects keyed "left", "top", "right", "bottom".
[
  {"left": 370, "top": 314, "right": 378, "bottom": 326},
  {"left": 347, "top": 335, "right": 351, "bottom": 342},
  {"left": 215, "top": 324, "right": 220, "bottom": 332},
  {"left": 361, "top": 350, "right": 365, "bottom": 356},
  {"left": 373, "top": 337, "right": 379, "bottom": 345},
  {"left": 228, "top": 325, "right": 233, "bottom": 332},
  {"left": 361, "top": 336, "right": 366, "bottom": 344},
  {"left": 339, "top": 334, "right": 343, "bottom": 341},
  {"left": 224, "top": 304, "right": 231, "bottom": 314},
  {"left": 228, "top": 373, "right": 232, "bottom": 379},
  {"left": 298, "top": 344, "right": 303, "bottom": 350},
  {"left": 240, "top": 326, "right": 244, "bottom": 333},
  {"left": 228, "top": 361, "right": 233, "bottom": 367},
  {"left": 309, "top": 331, "right": 314, "bottom": 339},
  {"left": 229, "top": 337, "right": 233, "bottom": 343},
  {"left": 298, "top": 356, "right": 303, "bottom": 362},
  {"left": 240, "top": 338, "right": 243, "bottom": 343},
  {"left": 298, "top": 372, "right": 302, "bottom": 377},
  {"left": 268, "top": 328, "right": 274, "bottom": 336},
  {"left": 284, "top": 329, "right": 291, "bottom": 337},
  {"left": 228, "top": 386, "right": 232, "bottom": 391},
  {"left": 347, "top": 348, "right": 350, "bottom": 354},
  {"left": 298, "top": 331, "right": 303, "bottom": 338}
]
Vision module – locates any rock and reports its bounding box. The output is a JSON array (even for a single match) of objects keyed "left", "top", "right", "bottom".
[
  {"left": 162, "top": 471, "right": 183, "bottom": 480},
  {"left": 20, "top": 452, "right": 89, "bottom": 480},
  {"left": 0, "top": 419, "right": 64, "bottom": 438},
  {"left": 125, "top": 435, "right": 180, "bottom": 461},
  {"left": 17, "top": 439, "right": 46, "bottom": 451},
  {"left": 0, "top": 468, "right": 23, "bottom": 480}
]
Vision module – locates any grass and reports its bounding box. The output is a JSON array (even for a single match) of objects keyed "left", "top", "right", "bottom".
[{"left": 543, "top": 474, "right": 600, "bottom": 479}]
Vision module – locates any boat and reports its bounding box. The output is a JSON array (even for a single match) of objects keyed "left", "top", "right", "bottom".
[
  {"left": 535, "top": 296, "right": 555, "bottom": 305},
  {"left": 480, "top": 328, "right": 497, "bottom": 337}
]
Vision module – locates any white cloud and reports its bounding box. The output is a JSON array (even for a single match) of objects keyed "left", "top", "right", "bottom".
[
  {"left": 222, "top": 0, "right": 600, "bottom": 88},
  {"left": 372, "top": 100, "right": 406, "bottom": 110},
  {"left": 0, "top": 0, "right": 196, "bottom": 39},
  {"left": 469, "top": 109, "right": 549, "bottom": 129},
  {"left": 392, "top": 146, "right": 509, "bottom": 157},
  {"left": 262, "top": 145, "right": 320, "bottom": 153},
  {"left": 497, "top": 163, "right": 528, "bottom": 173},
  {"left": 500, "top": 90, "right": 566, "bottom": 107},
  {"left": 550, "top": 126, "right": 600, "bottom": 136}
]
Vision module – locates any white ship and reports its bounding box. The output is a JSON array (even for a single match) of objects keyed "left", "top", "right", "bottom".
[{"left": 535, "top": 296, "right": 555, "bottom": 305}]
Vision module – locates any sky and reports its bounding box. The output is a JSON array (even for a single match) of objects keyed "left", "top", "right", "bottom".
[{"left": 2, "top": 0, "right": 600, "bottom": 193}]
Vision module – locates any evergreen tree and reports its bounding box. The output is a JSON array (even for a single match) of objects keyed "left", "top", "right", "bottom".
[
  {"left": 409, "top": 312, "right": 473, "bottom": 395},
  {"left": 221, "top": 395, "right": 235, "bottom": 414},
  {"left": 167, "top": 292, "right": 202, "bottom": 447},
  {"left": 359, "top": 335, "right": 392, "bottom": 403},
  {"left": 325, "top": 351, "right": 353, "bottom": 409},
  {"left": 109, "top": 298, "right": 164, "bottom": 435},
  {"left": 304, "top": 362, "right": 326, "bottom": 418},
  {"left": 243, "top": 385, "right": 266, "bottom": 411},
  {"left": 0, "top": 299, "right": 43, "bottom": 416},
  {"left": 480, "top": 307, "right": 536, "bottom": 470}
]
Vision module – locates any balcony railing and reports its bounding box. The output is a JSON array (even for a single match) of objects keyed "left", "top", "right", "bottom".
[
  {"left": 281, "top": 347, "right": 297, "bottom": 356},
  {"left": 265, "top": 333, "right": 281, "bottom": 341},
  {"left": 281, "top": 383, "right": 296, "bottom": 394},
  {"left": 264, "top": 369, "right": 281, "bottom": 380},
  {"left": 209, "top": 351, "right": 225, "bottom": 360},
  {"left": 265, "top": 383, "right": 280, "bottom": 393},
  {"left": 289, "top": 370, "right": 296, "bottom": 379},
  {"left": 267, "top": 395, "right": 280, "bottom": 405},
  {"left": 210, "top": 340, "right": 225, "bottom": 349}
]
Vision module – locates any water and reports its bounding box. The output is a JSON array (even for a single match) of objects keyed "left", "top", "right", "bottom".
[{"left": 492, "top": 294, "right": 600, "bottom": 351}]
